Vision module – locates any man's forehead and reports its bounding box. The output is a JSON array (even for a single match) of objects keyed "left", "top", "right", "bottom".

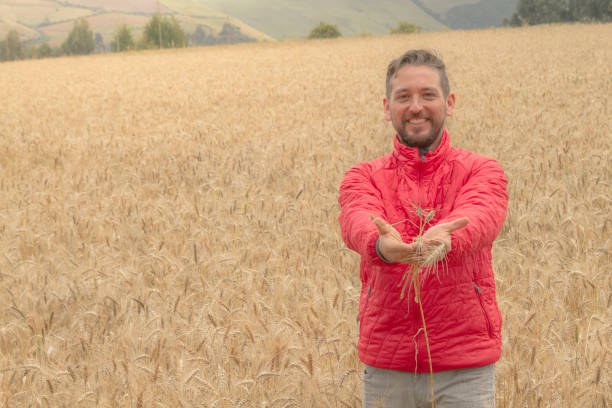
[
  {"left": 391, "top": 65, "right": 443, "bottom": 91},
  {"left": 394, "top": 64, "right": 440, "bottom": 80}
]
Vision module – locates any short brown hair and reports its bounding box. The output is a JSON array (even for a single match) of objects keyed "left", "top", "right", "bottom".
[{"left": 386, "top": 49, "right": 450, "bottom": 98}]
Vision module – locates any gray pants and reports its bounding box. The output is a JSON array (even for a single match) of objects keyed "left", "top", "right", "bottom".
[{"left": 362, "top": 364, "right": 495, "bottom": 408}]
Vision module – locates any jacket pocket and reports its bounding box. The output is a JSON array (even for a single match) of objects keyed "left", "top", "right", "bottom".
[{"left": 473, "top": 283, "right": 493, "bottom": 337}]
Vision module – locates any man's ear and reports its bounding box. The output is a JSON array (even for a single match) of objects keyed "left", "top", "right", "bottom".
[
  {"left": 383, "top": 97, "right": 391, "bottom": 122},
  {"left": 446, "top": 93, "right": 456, "bottom": 117}
]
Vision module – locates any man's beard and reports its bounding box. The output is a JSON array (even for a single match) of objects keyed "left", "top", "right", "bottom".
[{"left": 396, "top": 114, "right": 445, "bottom": 150}]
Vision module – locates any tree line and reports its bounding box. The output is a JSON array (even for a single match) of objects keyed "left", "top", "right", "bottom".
[
  {"left": 307, "top": 21, "right": 421, "bottom": 39},
  {"left": 1, "top": 17, "right": 426, "bottom": 62},
  {"left": 504, "top": 0, "right": 611, "bottom": 26},
  {"left": 0, "top": 14, "right": 255, "bottom": 62}
]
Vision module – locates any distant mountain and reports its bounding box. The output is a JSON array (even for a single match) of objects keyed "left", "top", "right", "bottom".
[
  {"left": 193, "top": 0, "right": 446, "bottom": 39},
  {"left": 0, "top": 0, "right": 519, "bottom": 46},
  {"left": 194, "top": 0, "right": 519, "bottom": 38},
  {"left": 416, "top": 0, "right": 519, "bottom": 29}
]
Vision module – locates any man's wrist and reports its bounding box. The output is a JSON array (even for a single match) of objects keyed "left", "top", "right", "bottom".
[{"left": 375, "top": 237, "right": 394, "bottom": 264}]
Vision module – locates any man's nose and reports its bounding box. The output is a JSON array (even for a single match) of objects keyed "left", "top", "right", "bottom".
[{"left": 408, "top": 97, "right": 423, "bottom": 113}]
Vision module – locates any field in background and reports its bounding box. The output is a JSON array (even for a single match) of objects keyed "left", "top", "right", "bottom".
[{"left": 0, "top": 24, "right": 610, "bottom": 407}]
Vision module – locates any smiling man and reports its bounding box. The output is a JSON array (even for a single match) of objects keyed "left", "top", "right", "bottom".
[
  {"left": 386, "top": 64, "right": 452, "bottom": 151},
  {"left": 338, "top": 50, "right": 508, "bottom": 407}
]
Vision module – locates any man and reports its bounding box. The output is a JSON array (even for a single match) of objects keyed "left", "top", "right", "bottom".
[{"left": 338, "top": 49, "right": 508, "bottom": 407}]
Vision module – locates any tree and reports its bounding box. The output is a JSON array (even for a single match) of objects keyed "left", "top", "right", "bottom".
[
  {"left": 503, "top": 12, "right": 524, "bottom": 26},
  {"left": 26, "top": 42, "right": 61, "bottom": 59},
  {"left": 308, "top": 22, "right": 342, "bottom": 39},
  {"left": 508, "top": 0, "right": 611, "bottom": 25},
  {"left": 141, "top": 14, "right": 186, "bottom": 49},
  {"left": 61, "top": 18, "right": 95, "bottom": 55},
  {"left": 94, "top": 32, "right": 105, "bottom": 53},
  {"left": 111, "top": 25, "right": 135, "bottom": 52},
  {"left": 575, "top": 0, "right": 612, "bottom": 21},
  {"left": 390, "top": 21, "right": 422, "bottom": 34},
  {"left": 1, "top": 29, "right": 22, "bottom": 61},
  {"left": 518, "top": 0, "right": 567, "bottom": 24},
  {"left": 192, "top": 24, "right": 214, "bottom": 46},
  {"left": 36, "top": 42, "right": 54, "bottom": 58},
  {"left": 217, "top": 23, "right": 255, "bottom": 45}
]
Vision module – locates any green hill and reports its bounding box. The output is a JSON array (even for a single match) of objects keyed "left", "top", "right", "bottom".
[
  {"left": 417, "top": 0, "right": 519, "bottom": 29},
  {"left": 193, "top": 0, "right": 446, "bottom": 38}
]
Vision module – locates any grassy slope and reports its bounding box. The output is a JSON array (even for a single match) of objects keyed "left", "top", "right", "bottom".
[
  {"left": 189, "top": 0, "right": 446, "bottom": 39},
  {"left": 0, "top": 19, "right": 39, "bottom": 42},
  {"left": 0, "top": 0, "right": 272, "bottom": 45},
  {"left": 419, "top": 0, "right": 480, "bottom": 14},
  {"left": 158, "top": 0, "right": 275, "bottom": 42},
  {"left": 0, "top": 4, "right": 92, "bottom": 27},
  {"left": 62, "top": 0, "right": 171, "bottom": 13},
  {"left": 419, "top": 0, "right": 519, "bottom": 29}
]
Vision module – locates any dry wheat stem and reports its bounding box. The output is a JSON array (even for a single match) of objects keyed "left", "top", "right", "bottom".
[{"left": 396, "top": 206, "right": 440, "bottom": 408}]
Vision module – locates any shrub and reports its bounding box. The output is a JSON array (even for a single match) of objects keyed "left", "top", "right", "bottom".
[
  {"left": 26, "top": 42, "right": 56, "bottom": 59},
  {"left": 390, "top": 21, "right": 422, "bottom": 35},
  {"left": 308, "top": 22, "right": 342, "bottom": 39}
]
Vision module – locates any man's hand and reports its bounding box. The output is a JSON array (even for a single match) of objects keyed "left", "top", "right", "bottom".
[
  {"left": 421, "top": 218, "right": 469, "bottom": 258},
  {"left": 422, "top": 217, "right": 469, "bottom": 250},
  {"left": 372, "top": 217, "right": 469, "bottom": 265},
  {"left": 372, "top": 217, "right": 422, "bottom": 264}
]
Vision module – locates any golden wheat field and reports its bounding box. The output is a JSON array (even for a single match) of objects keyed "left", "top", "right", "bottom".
[{"left": 0, "top": 23, "right": 610, "bottom": 407}]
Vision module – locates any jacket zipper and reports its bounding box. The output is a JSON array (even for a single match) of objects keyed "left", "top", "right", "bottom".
[
  {"left": 474, "top": 283, "right": 493, "bottom": 336},
  {"left": 414, "top": 158, "right": 424, "bottom": 329},
  {"left": 418, "top": 152, "right": 425, "bottom": 204}
]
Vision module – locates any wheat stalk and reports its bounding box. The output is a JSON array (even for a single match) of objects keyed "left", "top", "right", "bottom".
[{"left": 395, "top": 206, "right": 448, "bottom": 408}]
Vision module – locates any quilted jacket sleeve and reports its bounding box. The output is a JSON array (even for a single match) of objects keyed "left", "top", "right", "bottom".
[
  {"left": 338, "top": 163, "right": 389, "bottom": 266},
  {"left": 437, "top": 158, "right": 508, "bottom": 259}
]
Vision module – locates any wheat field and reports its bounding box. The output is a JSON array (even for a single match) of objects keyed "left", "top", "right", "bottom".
[{"left": 0, "top": 23, "right": 610, "bottom": 407}]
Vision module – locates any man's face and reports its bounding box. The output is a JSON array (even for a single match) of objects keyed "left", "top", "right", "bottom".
[{"left": 384, "top": 65, "right": 455, "bottom": 150}]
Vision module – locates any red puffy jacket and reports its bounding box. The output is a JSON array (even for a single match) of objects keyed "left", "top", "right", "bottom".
[{"left": 338, "top": 130, "right": 508, "bottom": 372}]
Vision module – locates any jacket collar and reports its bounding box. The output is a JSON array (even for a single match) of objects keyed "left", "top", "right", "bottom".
[{"left": 392, "top": 129, "right": 451, "bottom": 168}]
